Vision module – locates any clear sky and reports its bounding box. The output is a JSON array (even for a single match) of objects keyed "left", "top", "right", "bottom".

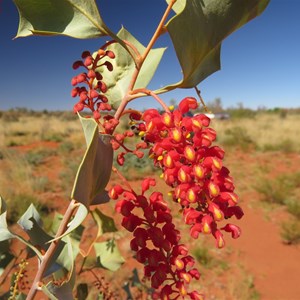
[{"left": 0, "top": 0, "right": 299, "bottom": 111}]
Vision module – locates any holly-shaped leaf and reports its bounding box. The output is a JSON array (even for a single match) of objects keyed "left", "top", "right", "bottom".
[
  {"left": 71, "top": 115, "right": 113, "bottom": 208},
  {"left": 94, "top": 239, "right": 124, "bottom": 271},
  {"left": 97, "top": 27, "right": 166, "bottom": 109},
  {"left": 13, "top": 0, "right": 112, "bottom": 39},
  {"left": 17, "top": 204, "right": 53, "bottom": 248},
  {"left": 157, "top": 0, "right": 270, "bottom": 93},
  {"left": 0, "top": 196, "right": 42, "bottom": 258}
]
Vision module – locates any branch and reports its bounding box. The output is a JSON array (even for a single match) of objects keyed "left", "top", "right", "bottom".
[{"left": 26, "top": 200, "right": 78, "bottom": 300}]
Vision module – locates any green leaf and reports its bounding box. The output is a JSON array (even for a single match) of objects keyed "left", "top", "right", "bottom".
[
  {"left": 13, "top": 0, "right": 112, "bottom": 39},
  {"left": 94, "top": 239, "right": 124, "bottom": 271},
  {"left": 157, "top": 0, "right": 270, "bottom": 92},
  {"left": 0, "top": 252, "right": 14, "bottom": 276},
  {"left": 76, "top": 283, "right": 88, "bottom": 300},
  {"left": 40, "top": 285, "right": 59, "bottom": 300},
  {"left": 48, "top": 203, "right": 88, "bottom": 243},
  {"left": 91, "top": 208, "right": 117, "bottom": 237},
  {"left": 97, "top": 27, "right": 166, "bottom": 109},
  {"left": 0, "top": 196, "right": 12, "bottom": 242},
  {"left": 17, "top": 204, "right": 53, "bottom": 248},
  {"left": 15, "top": 294, "right": 27, "bottom": 300},
  {"left": 71, "top": 115, "right": 113, "bottom": 207},
  {"left": 0, "top": 195, "right": 7, "bottom": 214},
  {"left": 0, "top": 197, "right": 41, "bottom": 258},
  {"left": 42, "top": 257, "right": 76, "bottom": 299}
]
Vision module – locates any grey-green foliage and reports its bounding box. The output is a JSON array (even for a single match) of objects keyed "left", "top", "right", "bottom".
[{"left": 158, "top": 0, "right": 270, "bottom": 92}]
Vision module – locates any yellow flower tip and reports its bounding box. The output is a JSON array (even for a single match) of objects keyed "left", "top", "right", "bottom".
[
  {"left": 149, "top": 153, "right": 154, "bottom": 159},
  {"left": 218, "top": 238, "right": 225, "bottom": 248},
  {"left": 175, "top": 258, "right": 184, "bottom": 270},
  {"left": 187, "top": 190, "right": 196, "bottom": 203},
  {"left": 160, "top": 173, "right": 164, "bottom": 178},
  {"left": 138, "top": 131, "right": 145, "bottom": 137},
  {"left": 212, "top": 158, "right": 221, "bottom": 170},
  {"left": 167, "top": 191, "right": 173, "bottom": 196},
  {"left": 157, "top": 155, "right": 164, "bottom": 161},
  {"left": 203, "top": 223, "right": 211, "bottom": 234},
  {"left": 186, "top": 133, "right": 191, "bottom": 139},
  {"left": 169, "top": 105, "right": 175, "bottom": 111},
  {"left": 214, "top": 208, "right": 223, "bottom": 221}
]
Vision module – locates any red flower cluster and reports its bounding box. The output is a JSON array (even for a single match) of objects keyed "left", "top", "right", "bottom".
[
  {"left": 138, "top": 97, "right": 243, "bottom": 248},
  {"left": 109, "top": 179, "right": 204, "bottom": 300},
  {"left": 71, "top": 49, "right": 115, "bottom": 126}
]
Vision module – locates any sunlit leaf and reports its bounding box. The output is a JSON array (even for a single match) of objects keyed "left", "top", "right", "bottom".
[
  {"left": 13, "top": 0, "right": 112, "bottom": 39},
  {"left": 94, "top": 239, "right": 124, "bottom": 271},
  {"left": 158, "top": 0, "right": 270, "bottom": 93},
  {"left": 49, "top": 203, "right": 88, "bottom": 243},
  {"left": 71, "top": 115, "right": 113, "bottom": 207},
  {"left": 97, "top": 27, "right": 166, "bottom": 109},
  {"left": 0, "top": 196, "right": 12, "bottom": 242}
]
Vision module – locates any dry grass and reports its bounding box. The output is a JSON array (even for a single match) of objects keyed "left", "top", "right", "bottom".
[
  {"left": 0, "top": 114, "right": 81, "bottom": 147},
  {"left": 211, "top": 112, "right": 300, "bottom": 152}
]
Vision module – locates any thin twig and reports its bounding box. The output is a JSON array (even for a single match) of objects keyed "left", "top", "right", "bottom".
[
  {"left": 130, "top": 88, "right": 170, "bottom": 112},
  {"left": 194, "top": 86, "right": 211, "bottom": 113}
]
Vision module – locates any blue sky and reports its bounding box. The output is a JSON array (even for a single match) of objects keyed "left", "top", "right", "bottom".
[{"left": 0, "top": 0, "right": 299, "bottom": 111}]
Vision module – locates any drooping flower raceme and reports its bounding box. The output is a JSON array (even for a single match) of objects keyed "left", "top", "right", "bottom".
[
  {"left": 110, "top": 179, "right": 204, "bottom": 300},
  {"left": 137, "top": 97, "right": 244, "bottom": 249}
]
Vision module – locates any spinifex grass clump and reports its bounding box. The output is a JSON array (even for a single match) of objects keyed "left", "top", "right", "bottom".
[{"left": 1, "top": 0, "right": 270, "bottom": 299}]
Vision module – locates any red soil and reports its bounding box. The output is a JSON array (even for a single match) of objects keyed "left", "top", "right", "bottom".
[{"left": 1, "top": 144, "right": 300, "bottom": 299}]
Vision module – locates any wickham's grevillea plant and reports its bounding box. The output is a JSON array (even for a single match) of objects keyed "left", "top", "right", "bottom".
[{"left": 0, "top": 1, "right": 269, "bottom": 299}]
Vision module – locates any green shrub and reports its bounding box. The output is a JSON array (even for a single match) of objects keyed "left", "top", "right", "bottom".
[
  {"left": 41, "top": 132, "right": 65, "bottom": 142},
  {"left": 6, "top": 193, "right": 49, "bottom": 224},
  {"left": 286, "top": 199, "right": 300, "bottom": 219},
  {"left": 192, "top": 246, "right": 213, "bottom": 268},
  {"left": 262, "top": 139, "right": 296, "bottom": 154},
  {"left": 255, "top": 173, "right": 300, "bottom": 206},
  {"left": 118, "top": 152, "right": 157, "bottom": 180},
  {"left": 25, "top": 148, "right": 57, "bottom": 166},
  {"left": 58, "top": 141, "right": 75, "bottom": 153},
  {"left": 223, "top": 126, "right": 256, "bottom": 151},
  {"left": 281, "top": 220, "right": 300, "bottom": 245}
]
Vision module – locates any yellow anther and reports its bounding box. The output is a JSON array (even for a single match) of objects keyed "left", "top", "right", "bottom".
[
  {"left": 160, "top": 173, "right": 164, "bottom": 178},
  {"left": 138, "top": 131, "right": 145, "bottom": 137},
  {"left": 169, "top": 105, "right": 175, "bottom": 111},
  {"left": 186, "top": 133, "right": 191, "bottom": 139},
  {"left": 157, "top": 155, "right": 163, "bottom": 161}
]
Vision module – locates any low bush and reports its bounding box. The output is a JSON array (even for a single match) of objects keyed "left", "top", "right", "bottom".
[
  {"left": 223, "top": 126, "right": 256, "bottom": 151},
  {"left": 281, "top": 219, "right": 300, "bottom": 245}
]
